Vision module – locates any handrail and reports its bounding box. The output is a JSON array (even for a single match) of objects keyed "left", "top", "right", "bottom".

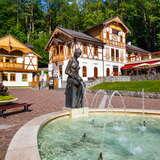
[{"left": 0, "top": 62, "right": 23, "bottom": 69}]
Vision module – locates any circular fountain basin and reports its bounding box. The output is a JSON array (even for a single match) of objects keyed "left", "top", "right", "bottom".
[
  {"left": 38, "top": 113, "right": 160, "bottom": 160},
  {"left": 5, "top": 109, "right": 160, "bottom": 160}
]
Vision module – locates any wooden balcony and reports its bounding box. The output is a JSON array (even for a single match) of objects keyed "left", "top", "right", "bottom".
[
  {"left": 52, "top": 54, "right": 64, "bottom": 62},
  {"left": 0, "top": 62, "right": 38, "bottom": 72},
  {"left": 0, "top": 62, "right": 24, "bottom": 72},
  {"left": 105, "top": 40, "right": 125, "bottom": 48}
]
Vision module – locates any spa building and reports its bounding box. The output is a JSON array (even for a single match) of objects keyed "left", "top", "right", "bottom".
[
  {"left": 46, "top": 16, "right": 160, "bottom": 85},
  {"left": 46, "top": 16, "right": 129, "bottom": 81}
]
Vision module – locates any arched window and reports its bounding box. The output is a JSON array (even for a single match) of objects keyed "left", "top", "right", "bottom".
[
  {"left": 82, "top": 66, "right": 87, "bottom": 77},
  {"left": 106, "top": 68, "right": 110, "bottom": 76},
  {"left": 94, "top": 67, "right": 98, "bottom": 78}
]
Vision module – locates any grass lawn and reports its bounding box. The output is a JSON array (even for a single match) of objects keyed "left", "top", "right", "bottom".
[
  {"left": 0, "top": 95, "right": 15, "bottom": 101},
  {"left": 90, "top": 80, "right": 160, "bottom": 93}
]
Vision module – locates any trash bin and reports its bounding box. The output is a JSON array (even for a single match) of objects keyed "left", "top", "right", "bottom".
[{"left": 49, "top": 78, "right": 54, "bottom": 90}]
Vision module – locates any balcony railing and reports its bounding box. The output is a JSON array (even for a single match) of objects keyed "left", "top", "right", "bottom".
[
  {"left": 52, "top": 54, "right": 64, "bottom": 62},
  {"left": 0, "top": 62, "right": 24, "bottom": 71},
  {"left": 105, "top": 40, "right": 125, "bottom": 48}
]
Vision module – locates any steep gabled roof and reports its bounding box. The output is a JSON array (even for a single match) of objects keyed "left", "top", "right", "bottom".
[
  {"left": 85, "top": 16, "right": 130, "bottom": 33},
  {"left": 0, "top": 35, "right": 41, "bottom": 58},
  {"left": 45, "top": 27, "right": 104, "bottom": 50},
  {"left": 58, "top": 27, "right": 102, "bottom": 44},
  {"left": 126, "top": 44, "right": 151, "bottom": 54}
]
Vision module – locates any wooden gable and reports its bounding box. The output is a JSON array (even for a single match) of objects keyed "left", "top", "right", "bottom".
[
  {"left": 104, "top": 16, "right": 130, "bottom": 33},
  {"left": 45, "top": 28, "right": 74, "bottom": 51},
  {"left": 0, "top": 35, "right": 41, "bottom": 58}
]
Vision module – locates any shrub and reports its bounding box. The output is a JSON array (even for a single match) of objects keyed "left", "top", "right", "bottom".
[{"left": 0, "top": 83, "right": 8, "bottom": 96}]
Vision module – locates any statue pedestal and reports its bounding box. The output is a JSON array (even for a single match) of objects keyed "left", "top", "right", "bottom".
[{"left": 70, "top": 107, "right": 89, "bottom": 118}]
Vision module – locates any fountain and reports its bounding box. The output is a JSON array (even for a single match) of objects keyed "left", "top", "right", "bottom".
[
  {"left": 37, "top": 49, "right": 160, "bottom": 160},
  {"left": 38, "top": 113, "right": 160, "bottom": 160}
]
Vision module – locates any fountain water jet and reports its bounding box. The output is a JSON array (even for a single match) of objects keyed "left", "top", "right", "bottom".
[
  {"left": 98, "top": 93, "right": 109, "bottom": 109},
  {"left": 90, "top": 90, "right": 106, "bottom": 108},
  {"left": 107, "top": 91, "right": 126, "bottom": 114}
]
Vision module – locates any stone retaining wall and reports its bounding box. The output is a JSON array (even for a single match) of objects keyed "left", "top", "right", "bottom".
[{"left": 87, "top": 89, "right": 160, "bottom": 99}]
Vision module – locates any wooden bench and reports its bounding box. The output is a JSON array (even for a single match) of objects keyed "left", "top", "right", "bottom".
[{"left": 0, "top": 103, "right": 32, "bottom": 118}]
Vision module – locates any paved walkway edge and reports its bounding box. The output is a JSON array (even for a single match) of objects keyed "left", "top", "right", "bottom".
[
  {"left": 4, "top": 108, "right": 160, "bottom": 160},
  {"left": 5, "top": 111, "right": 70, "bottom": 160}
]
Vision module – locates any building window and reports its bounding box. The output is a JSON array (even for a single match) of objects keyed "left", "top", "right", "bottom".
[
  {"left": 113, "top": 66, "right": 118, "bottom": 76},
  {"left": 60, "top": 46, "right": 63, "bottom": 53},
  {"left": 68, "top": 45, "right": 71, "bottom": 57},
  {"left": 2, "top": 73, "right": 8, "bottom": 81},
  {"left": 22, "top": 74, "right": 27, "bottom": 82},
  {"left": 10, "top": 57, "right": 16, "bottom": 63},
  {"left": 106, "top": 32, "right": 109, "bottom": 40},
  {"left": 94, "top": 46, "right": 98, "bottom": 57},
  {"left": 94, "top": 67, "right": 98, "bottom": 78},
  {"left": 120, "top": 35, "right": 123, "bottom": 43},
  {"left": 10, "top": 74, "right": 16, "bottom": 81},
  {"left": 111, "top": 48, "right": 114, "bottom": 61},
  {"left": 82, "top": 66, "right": 87, "bottom": 77},
  {"left": 116, "top": 49, "right": 119, "bottom": 61},
  {"left": 5, "top": 57, "right": 10, "bottom": 62},
  {"left": 112, "top": 29, "right": 119, "bottom": 35},
  {"left": 4, "top": 57, "right": 16, "bottom": 63},
  {"left": 106, "top": 68, "right": 110, "bottom": 76},
  {"left": 0, "top": 57, "right": 3, "bottom": 62},
  {"left": 56, "top": 46, "right": 59, "bottom": 54},
  {"left": 83, "top": 44, "right": 87, "bottom": 55}
]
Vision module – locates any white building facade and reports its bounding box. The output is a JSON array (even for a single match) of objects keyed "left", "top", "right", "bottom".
[{"left": 46, "top": 17, "right": 129, "bottom": 84}]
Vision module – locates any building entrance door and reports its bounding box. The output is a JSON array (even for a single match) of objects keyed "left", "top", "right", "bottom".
[
  {"left": 106, "top": 68, "right": 110, "bottom": 76},
  {"left": 113, "top": 66, "right": 118, "bottom": 76},
  {"left": 94, "top": 67, "right": 98, "bottom": 78}
]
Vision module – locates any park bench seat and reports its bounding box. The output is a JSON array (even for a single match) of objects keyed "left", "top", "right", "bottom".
[{"left": 0, "top": 103, "right": 31, "bottom": 117}]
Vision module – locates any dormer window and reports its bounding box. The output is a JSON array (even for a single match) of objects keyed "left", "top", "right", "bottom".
[{"left": 112, "top": 29, "right": 119, "bottom": 35}]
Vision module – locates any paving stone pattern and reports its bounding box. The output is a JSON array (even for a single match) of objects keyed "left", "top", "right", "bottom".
[{"left": 0, "top": 88, "right": 160, "bottom": 160}]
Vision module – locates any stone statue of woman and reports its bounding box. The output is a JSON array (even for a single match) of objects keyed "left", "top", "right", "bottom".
[{"left": 65, "top": 48, "right": 85, "bottom": 108}]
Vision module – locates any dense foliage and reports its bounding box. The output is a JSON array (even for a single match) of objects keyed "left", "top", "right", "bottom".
[
  {"left": 0, "top": 0, "right": 160, "bottom": 67},
  {"left": 90, "top": 80, "right": 160, "bottom": 92}
]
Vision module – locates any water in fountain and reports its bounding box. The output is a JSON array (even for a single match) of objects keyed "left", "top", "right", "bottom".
[
  {"left": 98, "top": 93, "right": 109, "bottom": 109},
  {"left": 107, "top": 90, "right": 126, "bottom": 114},
  {"left": 137, "top": 89, "right": 147, "bottom": 132},
  {"left": 142, "top": 89, "right": 145, "bottom": 117},
  {"left": 39, "top": 114, "right": 160, "bottom": 160},
  {"left": 90, "top": 90, "right": 106, "bottom": 108}
]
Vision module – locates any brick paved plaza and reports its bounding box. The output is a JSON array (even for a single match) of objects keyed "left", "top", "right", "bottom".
[{"left": 0, "top": 88, "right": 160, "bottom": 160}]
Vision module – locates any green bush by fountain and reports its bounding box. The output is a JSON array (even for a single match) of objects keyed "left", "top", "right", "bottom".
[{"left": 0, "top": 83, "right": 15, "bottom": 101}]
